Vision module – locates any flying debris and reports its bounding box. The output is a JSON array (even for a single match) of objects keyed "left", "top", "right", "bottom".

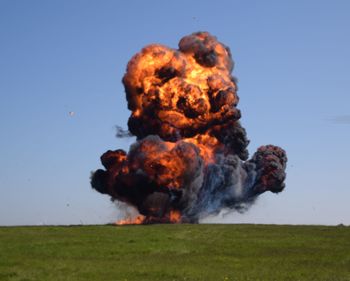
[{"left": 91, "top": 32, "right": 287, "bottom": 224}]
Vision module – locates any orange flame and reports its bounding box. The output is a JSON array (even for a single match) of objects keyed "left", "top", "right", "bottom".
[
  {"left": 169, "top": 210, "right": 181, "bottom": 223},
  {"left": 123, "top": 32, "right": 239, "bottom": 144},
  {"left": 185, "top": 134, "right": 222, "bottom": 164},
  {"left": 115, "top": 211, "right": 182, "bottom": 225},
  {"left": 115, "top": 214, "right": 145, "bottom": 225}
]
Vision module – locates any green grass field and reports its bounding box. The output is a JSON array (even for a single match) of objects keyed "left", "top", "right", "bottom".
[{"left": 0, "top": 224, "right": 349, "bottom": 281}]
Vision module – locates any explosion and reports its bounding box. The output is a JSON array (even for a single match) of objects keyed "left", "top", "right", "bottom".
[{"left": 91, "top": 32, "right": 287, "bottom": 224}]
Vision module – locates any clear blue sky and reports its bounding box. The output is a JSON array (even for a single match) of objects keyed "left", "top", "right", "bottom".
[{"left": 1, "top": 0, "right": 349, "bottom": 225}]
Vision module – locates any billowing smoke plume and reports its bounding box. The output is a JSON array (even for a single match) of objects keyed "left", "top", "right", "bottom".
[{"left": 91, "top": 32, "right": 287, "bottom": 224}]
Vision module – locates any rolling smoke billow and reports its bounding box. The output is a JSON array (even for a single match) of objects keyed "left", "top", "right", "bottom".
[{"left": 91, "top": 32, "right": 287, "bottom": 224}]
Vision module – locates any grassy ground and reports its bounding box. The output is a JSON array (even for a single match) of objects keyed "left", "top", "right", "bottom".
[{"left": 0, "top": 224, "right": 349, "bottom": 281}]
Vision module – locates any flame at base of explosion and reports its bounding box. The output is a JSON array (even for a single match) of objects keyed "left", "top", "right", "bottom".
[
  {"left": 115, "top": 210, "right": 182, "bottom": 225},
  {"left": 91, "top": 32, "right": 287, "bottom": 224}
]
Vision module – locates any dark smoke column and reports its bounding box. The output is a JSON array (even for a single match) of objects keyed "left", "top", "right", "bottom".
[{"left": 91, "top": 32, "right": 287, "bottom": 224}]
